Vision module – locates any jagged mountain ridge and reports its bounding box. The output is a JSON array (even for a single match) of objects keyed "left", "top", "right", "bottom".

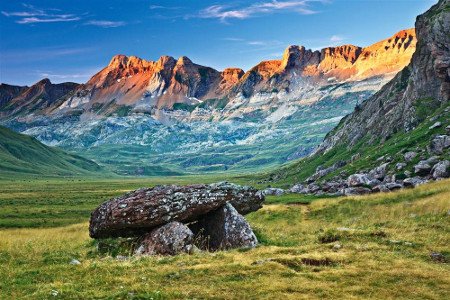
[{"left": 1, "top": 28, "right": 416, "bottom": 118}]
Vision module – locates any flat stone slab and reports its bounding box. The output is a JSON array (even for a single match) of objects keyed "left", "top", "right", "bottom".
[{"left": 89, "top": 182, "right": 264, "bottom": 238}]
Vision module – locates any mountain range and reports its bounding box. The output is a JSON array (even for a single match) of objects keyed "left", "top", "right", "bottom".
[{"left": 0, "top": 28, "right": 418, "bottom": 175}]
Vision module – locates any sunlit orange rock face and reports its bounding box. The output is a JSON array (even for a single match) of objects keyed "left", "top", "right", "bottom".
[{"left": 69, "top": 29, "right": 416, "bottom": 108}]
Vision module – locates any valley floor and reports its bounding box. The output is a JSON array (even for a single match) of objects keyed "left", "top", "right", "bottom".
[{"left": 0, "top": 178, "right": 449, "bottom": 299}]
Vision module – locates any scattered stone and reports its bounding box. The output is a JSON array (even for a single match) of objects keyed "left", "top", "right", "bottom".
[
  {"left": 347, "top": 174, "right": 371, "bottom": 187},
  {"left": 89, "top": 182, "right": 264, "bottom": 238},
  {"left": 70, "top": 259, "right": 81, "bottom": 265},
  {"left": 332, "top": 243, "right": 342, "bottom": 251},
  {"left": 351, "top": 153, "right": 361, "bottom": 162},
  {"left": 404, "top": 151, "right": 417, "bottom": 162},
  {"left": 343, "top": 187, "right": 372, "bottom": 195},
  {"left": 414, "top": 161, "right": 433, "bottom": 176},
  {"left": 429, "top": 135, "right": 450, "bottom": 155},
  {"left": 396, "top": 163, "right": 407, "bottom": 170},
  {"left": 262, "top": 188, "right": 285, "bottom": 196},
  {"left": 430, "top": 252, "right": 447, "bottom": 263},
  {"left": 429, "top": 121, "right": 442, "bottom": 129},
  {"left": 134, "top": 222, "right": 195, "bottom": 256},
  {"left": 446, "top": 125, "right": 450, "bottom": 134},
  {"left": 51, "top": 290, "right": 59, "bottom": 297},
  {"left": 369, "top": 163, "right": 389, "bottom": 180},
  {"left": 403, "top": 177, "right": 426, "bottom": 187},
  {"left": 431, "top": 160, "right": 450, "bottom": 179},
  {"left": 190, "top": 203, "right": 258, "bottom": 251},
  {"left": 289, "top": 184, "right": 306, "bottom": 193}
]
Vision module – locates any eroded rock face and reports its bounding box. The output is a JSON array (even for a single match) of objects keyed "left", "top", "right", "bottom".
[
  {"left": 190, "top": 203, "right": 258, "bottom": 251},
  {"left": 134, "top": 222, "right": 195, "bottom": 256},
  {"left": 89, "top": 182, "right": 264, "bottom": 238}
]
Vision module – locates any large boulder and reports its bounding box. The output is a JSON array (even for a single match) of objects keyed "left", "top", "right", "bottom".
[
  {"left": 428, "top": 135, "right": 450, "bottom": 155},
  {"left": 89, "top": 182, "right": 264, "bottom": 238},
  {"left": 414, "top": 161, "right": 433, "bottom": 176},
  {"left": 190, "top": 203, "right": 258, "bottom": 251},
  {"left": 403, "top": 177, "right": 427, "bottom": 187},
  {"left": 369, "top": 163, "right": 389, "bottom": 180},
  {"left": 431, "top": 160, "right": 450, "bottom": 179},
  {"left": 347, "top": 174, "right": 371, "bottom": 187},
  {"left": 134, "top": 222, "right": 195, "bottom": 256}
]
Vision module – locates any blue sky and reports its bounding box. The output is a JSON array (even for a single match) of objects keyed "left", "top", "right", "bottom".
[{"left": 0, "top": 0, "right": 436, "bottom": 86}]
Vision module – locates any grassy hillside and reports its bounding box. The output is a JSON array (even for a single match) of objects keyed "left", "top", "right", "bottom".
[
  {"left": 0, "top": 126, "right": 103, "bottom": 178},
  {"left": 0, "top": 178, "right": 448, "bottom": 298}
]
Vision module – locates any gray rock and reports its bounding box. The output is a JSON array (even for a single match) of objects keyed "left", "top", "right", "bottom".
[
  {"left": 134, "top": 222, "right": 195, "bottom": 256},
  {"left": 262, "top": 188, "right": 285, "bottom": 196},
  {"left": 89, "top": 182, "right": 264, "bottom": 238},
  {"left": 414, "top": 161, "right": 433, "bottom": 176},
  {"left": 429, "top": 121, "right": 442, "bottom": 129},
  {"left": 289, "top": 184, "right": 306, "bottom": 194},
  {"left": 347, "top": 174, "right": 371, "bottom": 187},
  {"left": 431, "top": 160, "right": 450, "bottom": 179},
  {"left": 396, "top": 163, "right": 407, "bottom": 170},
  {"left": 369, "top": 163, "right": 389, "bottom": 180},
  {"left": 404, "top": 151, "right": 418, "bottom": 162},
  {"left": 403, "top": 177, "right": 426, "bottom": 187},
  {"left": 343, "top": 187, "right": 372, "bottom": 195},
  {"left": 429, "top": 135, "right": 450, "bottom": 155},
  {"left": 190, "top": 203, "right": 258, "bottom": 251},
  {"left": 70, "top": 259, "right": 81, "bottom": 265},
  {"left": 446, "top": 125, "right": 450, "bottom": 134}
]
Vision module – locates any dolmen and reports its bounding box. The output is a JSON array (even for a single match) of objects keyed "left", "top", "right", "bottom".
[{"left": 89, "top": 182, "right": 264, "bottom": 256}]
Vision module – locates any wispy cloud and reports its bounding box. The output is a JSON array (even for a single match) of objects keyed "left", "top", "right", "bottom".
[
  {"left": 197, "top": 0, "right": 325, "bottom": 22},
  {"left": 84, "top": 20, "right": 126, "bottom": 28},
  {"left": 2, "top": 4, "right": 80, "bottom": 24},
  {"left": 330, "top": 35, "right": 345, "bottom": 43}
]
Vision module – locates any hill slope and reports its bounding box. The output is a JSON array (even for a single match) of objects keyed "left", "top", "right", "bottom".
[
  {"left": 262, "top": 0, "right": 449, "bottom": 189},
  {"left": 0, "top": 126, "right": 102, "bottom": 177}
]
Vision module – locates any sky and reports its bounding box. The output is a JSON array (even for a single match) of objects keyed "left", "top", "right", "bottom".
[{"left": 0, "top": 0, "right": 437, "bottom": 86}]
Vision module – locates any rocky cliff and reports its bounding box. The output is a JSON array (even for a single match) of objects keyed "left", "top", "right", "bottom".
[{"left": 317, "top": 0, "right": 449, "bottom": 153}]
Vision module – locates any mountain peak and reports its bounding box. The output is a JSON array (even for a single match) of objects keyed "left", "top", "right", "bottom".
[
  {"left": 36, "top": 78, "right": 52, "bottom": 86},
  {"left": 177, "top": 56, "right": 193, "bottom": 66}
]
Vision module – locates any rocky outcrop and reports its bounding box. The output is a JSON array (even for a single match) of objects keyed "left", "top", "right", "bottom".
[
  {"left": 317, "top": 0, "right": 449, "bottom": 153},
  {"left": 89, "top": 182, "right": 263, "bottom": 238}
]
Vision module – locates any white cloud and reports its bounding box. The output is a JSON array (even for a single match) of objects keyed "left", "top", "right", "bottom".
[
  {"left": 2, "top": 5, "right": 80, "bottom": 24},
  {"left": 84, "top": 20, "right": 126, "bottom": 28},
  {"left": 330, "top": 35, "right": 344, "bottom": 43},
  {"left": 198, "top": 1, "right": 324, "bottom": 22}
]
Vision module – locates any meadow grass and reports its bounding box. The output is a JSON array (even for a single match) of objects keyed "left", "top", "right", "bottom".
[{"left": 0, "top": 178, "right": 449, "bottom": 299}]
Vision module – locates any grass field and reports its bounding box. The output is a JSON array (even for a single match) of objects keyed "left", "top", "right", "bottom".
[{"left": 0, "top": 177, "right": 449, "bottom": 299}]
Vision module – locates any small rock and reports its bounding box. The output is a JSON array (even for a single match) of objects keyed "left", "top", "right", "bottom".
[
  {"left": 404, "top": 151, "right": 417, "bottom": 162},
  {"left": 51, "top": 290, "right": 59, "bottom": 297},
  {"left": 396, "top": 163, "right": 407, "bottom": 170},
  {"left": 347, "top": 174, "right": 371, "bottom": 187},
  {"left": 431, "top": 160, "right": 450, "bottom": 179},
  {"left": 343, "top": 187, "right": 372, "bottom": 195},
  {"left": 429, "top": 121, "right": 442, "bottom": 129},
  {"left": 403, "top": 177, "right": 426, "bottom": 187},
  {"left": 70, "top": 259, "right": 81, "bottom": 265},
  {"left": 332, "top": 243, "right": 342, "bottom": 251},
  {"left": 446, "top": 125, "right": 450, "bottom": 134},
  {"left": 369, "top": 163, "right": 389, "bottom": 180},
  {"left": 289, "top": 184, "right": 306, "bottom": 194},
  {"left": 430, "top": 252, "right": 447, "bottom": 263},
  {"left": 262, "top": 188, "right": 285, "bottom": 196}
]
